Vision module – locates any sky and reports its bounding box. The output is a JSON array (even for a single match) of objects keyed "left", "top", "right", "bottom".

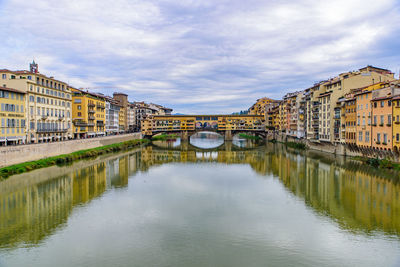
[{"left": 0, "top": 0, "right": 400, "bottom": 114}]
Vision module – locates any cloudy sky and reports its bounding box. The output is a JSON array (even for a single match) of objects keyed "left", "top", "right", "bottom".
[{"left": 1, "top": 0, "right": 400, "bottom": 114}]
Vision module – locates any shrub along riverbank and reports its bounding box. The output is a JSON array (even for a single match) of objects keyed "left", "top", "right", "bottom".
[
  {"left": 0, "top": 139, "right": 149, "bottom": 180},
  {"left": 238, "top": 133, "right": 261, "bottom": 140},
  {"left": 285, "top": 141, "right": 306, "bottom": 150},
  {"left": 151, "top": 134, "right": 180, "bottom": 141},
  {"left": 353, "top": 156, "right": 400, "bottom": 171}
]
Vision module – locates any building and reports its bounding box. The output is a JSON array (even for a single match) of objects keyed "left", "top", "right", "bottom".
[
  {"left": 304, "top": 83, "right": 323, "bottom": 141},
  {"left": 0, "top": 61, "right": 73, "bottom": 143},
  {"left": 105, "top": 97, "right": 120, "bottom": 135},
  {"left": 343, "top": 95, "right": 357, "bottom": 145},
  {"left": 71, "top": 88, "right": 106, "bottom": 138},
  {"left": 318, "top": 66, "right": 394, "bottom": 144},
  {"left": 370, "top": 87, "right": 394, "bottom": 151},
  {"left": 113, "top": 93, "right": 129, "bottom": 132},
  {"left": 265, "top": 101, "right": 280, "bottom": 130},
  {"left": 119, "top": 106, "right": 126, "bottom": 133},
  {"left": 0, "top": 87, "right": 26, "bottom": 145},
  {"left": 355, "top": 90, "right": 372, "bottom": 148},
  {"left": 127, "top": 103, "right": 135, "bottom": 132},
  {"left": 318, "top": 91, "right": 332, "bottom": 142},
  {"left": 248, "top": 97, "right": 278, "bottom": 116}
]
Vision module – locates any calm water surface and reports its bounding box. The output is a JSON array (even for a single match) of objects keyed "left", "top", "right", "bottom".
[{"left": 1, "top": 133, "right": 400, "bottom": 267}]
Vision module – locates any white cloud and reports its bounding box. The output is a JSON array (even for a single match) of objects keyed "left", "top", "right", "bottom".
[{"left": 0, "top": 0, "right": 399, "bottom": 113}]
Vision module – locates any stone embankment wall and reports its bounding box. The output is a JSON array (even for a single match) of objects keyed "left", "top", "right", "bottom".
[
  {"left": 0, "top": 133, "right": 142, "bottom": 168},
  {"left": 270, "top": 133, "right": 399, "bottom": 161}
]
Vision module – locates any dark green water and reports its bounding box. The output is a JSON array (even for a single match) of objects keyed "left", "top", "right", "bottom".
[{"left": 0, "top": 134, "right": 400, "bottom": 267}]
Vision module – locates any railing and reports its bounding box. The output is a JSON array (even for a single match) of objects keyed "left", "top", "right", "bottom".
[
  {"left": 37, "top": 128, "right": 68, "bottom": 133},
  {"left": 88, "top": 103, "right": 95, "bottom": 107}
]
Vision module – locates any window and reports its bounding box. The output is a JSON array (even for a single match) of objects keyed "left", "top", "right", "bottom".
[
  {"left": 380, "top": 115, "right": 384, "bottom": 125},
  {"left": 2, "top": 74, "right": 6, "bottom": 79},
  {"left": 359, "top": 131, "right": 363, "bottom": 142},
  {"left": 77, "top": 105, "right": 81, "bottom": 110},
  {"left": 388, "top": 115, "right": 391, "bottom": 125},
  {"left": 77, "top": 112, "right": 82, "bottom": 117},
  {"left": 388, "top": 100, "right": 392, "bottom": 107},
  {"left": 377, "top": 133, "right": 381, "bottom": 143},
  {"left": 381, "top": 101, "right": 384, "bottom": 107},
  {"left": 365, "top": 131, "right": 370, "bottom": 142},
  {"left": 397, "top": 133, "right": 399, "bottom": 142},
  {"left": 383, "top": 133, "right": 387, "bottom": 144}
]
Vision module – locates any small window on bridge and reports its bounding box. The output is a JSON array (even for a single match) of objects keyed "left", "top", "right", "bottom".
[
  {"left": 196, "top": 117, "right": 202, "bottom": 120},
  {"left": 212, "top": 117, "right": 218, "bottom": 120}
]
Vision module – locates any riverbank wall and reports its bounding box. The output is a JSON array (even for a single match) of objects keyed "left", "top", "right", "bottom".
[
  {"left": 0, "top": 133, "right": 142, "bottom": 168},
  {"left": 270, "top": 133, "right": 398, "bottom": 161}
]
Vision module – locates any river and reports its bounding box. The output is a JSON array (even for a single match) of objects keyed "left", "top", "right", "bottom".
[{"left": 0, "top": 133, "right": 399, "bottom": 267}]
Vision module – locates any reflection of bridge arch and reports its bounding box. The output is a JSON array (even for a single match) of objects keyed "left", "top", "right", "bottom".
[{"left": 151, "top": 140, "right": 262, "bottom": 152}]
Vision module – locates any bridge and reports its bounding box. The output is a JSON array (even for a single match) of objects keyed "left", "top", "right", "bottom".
[{"left": 141, "top": 114, "right": 266, "bottom": 140}]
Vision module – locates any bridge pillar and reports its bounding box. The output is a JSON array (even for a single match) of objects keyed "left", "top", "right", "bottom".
[
  {"left": 225, "top": 130, "right": 233, "bottom": 141},
  {"left": 181, "top": 131, "right": 189, "bottom": 141}
]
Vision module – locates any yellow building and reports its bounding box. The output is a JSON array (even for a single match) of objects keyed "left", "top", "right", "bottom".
[
  {"left": 119, "top": 106, "right": 125, "bottom": 133},
  {"left": 249, "top": 97, "right": 278, "bottom": 116},
  {"left": 0, "top": 61, "right": 73, "bottom": 143},
  {"left": 0, "top": 86, "right": 26, "bottom": 145},
  {"left": 71, "top": 88, "right": 106, "bottom": 138},
  {"left": 316, "top": 66, "right": 394, "bottom": 144}
]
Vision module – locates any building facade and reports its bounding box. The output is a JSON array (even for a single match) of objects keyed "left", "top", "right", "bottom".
[
  {"left": 0, "top": 87, "right": 26, "bottom": 145},
  {"left": 71, "top": 88, "right": 106, "bottom": 138},
  {"left": 0, "top": 62, "right": 72, "bottom": 143},
  {"left": 105, "top": 98, "right": 120, "bottom": 135}
]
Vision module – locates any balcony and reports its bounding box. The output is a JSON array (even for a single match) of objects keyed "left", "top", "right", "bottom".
[
  {"left": 96, "top": 104, "right": 105, "bottom": 109},
  {"left": 88, "top": 103, "right": 95, "bottom": 107},
  {"left": 74, "top": 121, "right": 87, "bottom": 126},
  {"left": 88, "top": 109, "right": 95, "bottom": 114},
  {"left": 41, "top": 115, "right": 48, "bottom": 120},
  {"left": 58, "top": 116, "right": 65, "bottom": 121},
  {"left": 37, "top": 128, "right": 68, "bottom": 133},
  {"left": 89, "top": 116, "right": 95, "bottom": 120}
]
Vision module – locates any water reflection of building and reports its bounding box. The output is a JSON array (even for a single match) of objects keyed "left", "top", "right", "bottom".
[
  {"left": 72, "top": 162, "right": 107, "bottom": 205},
  {"left": 0, "top": 174, "right": 73, "bottom": 246},
  {"left": 264, "top": 145, "right": 400, "bottom": 235},
  {"left": 0, "top": 157, "right": 124, "bottom": 248},
  {"left": 1, "top": 143, "right": 400, "bottom": 249}
]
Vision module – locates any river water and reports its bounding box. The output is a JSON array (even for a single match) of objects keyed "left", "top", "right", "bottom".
[{"left": 0, "top": 133, "right": 400, "bottom": 267}]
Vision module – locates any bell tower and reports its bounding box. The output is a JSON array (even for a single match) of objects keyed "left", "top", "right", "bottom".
[{"left": 30, "top": 60, "right": 38, "bottom": 73}]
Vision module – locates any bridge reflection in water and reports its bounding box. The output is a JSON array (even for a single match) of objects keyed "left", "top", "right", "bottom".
[{"left": 0, "top": 143, "right": 400, "bottom": 250}]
